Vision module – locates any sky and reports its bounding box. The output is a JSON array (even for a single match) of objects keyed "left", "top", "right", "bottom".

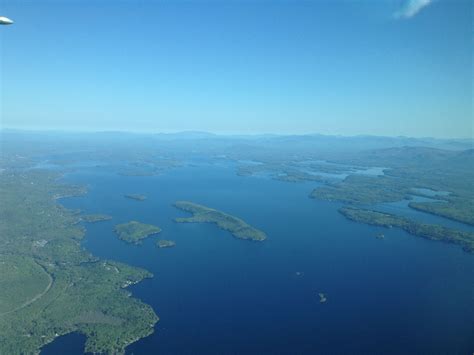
[{"left": 0, "top": 0, "right": 472, "bottom": 138}]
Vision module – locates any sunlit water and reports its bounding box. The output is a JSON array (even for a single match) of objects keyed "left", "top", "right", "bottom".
[{"left": 42, "top": 162, "right": 474, "bottom": 354}]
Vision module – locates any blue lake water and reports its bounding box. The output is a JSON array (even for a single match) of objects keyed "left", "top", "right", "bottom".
[{"left": 42, "top": 163, "right": 474, "bottom": 354}]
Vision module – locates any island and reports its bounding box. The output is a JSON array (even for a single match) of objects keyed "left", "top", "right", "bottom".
[
  {"left": 318, "top": 293, "right": 327, "bottom": 303},
  {"left": 80, "top": 214, "right": 112, "bottom": 223},
  {"left": 156, "top": 239, "right": 176, "bottom": 248},
  {"left": 114, "top": 221, "right": 161, "bottom": 244},
  {"left": 340, "top": 207, "right": 474, "bottom": 253},
  {"left": 376, "top": 233, "right": 385, "bottom": 240},
  {"left": 173, "top": 201, "right": 267, "bottom": 241},
  {"left": 124, "top": 194, "right": 147, "bottom": 201}
]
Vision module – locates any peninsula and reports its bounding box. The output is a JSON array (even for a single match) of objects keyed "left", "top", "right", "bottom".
[
  {"left": 114, "top": 221, "right": 161, "bottom": 244},
  {"left": 340, "top": 207, "right": 474, "bottom": 253},
  {"left": 0, "top": 168, "right": 158, "bottom": 355},
  {"left": 174, "top": 201, "right": 267, "bottom": 241}
]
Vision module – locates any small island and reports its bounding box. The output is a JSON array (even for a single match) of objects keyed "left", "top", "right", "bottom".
[
  {"left": 114, "top": 221, "right": 161, "bottom": 244},
  {"left": 80, "top": 214, "right": 112, "bottom": 223},
  {"left": 124, "top": 194, "right": 147, "bottom": 201},
  {"left": 318, "top": 293, "right": 327, "bottom": 303},
  {"left": 174, "top": 201, "right": 267, "bottom": 241},
  {"left": 156, "top": 239, "right": 176, "bottom": 248}
]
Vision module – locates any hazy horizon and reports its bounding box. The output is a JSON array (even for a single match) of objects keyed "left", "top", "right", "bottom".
[
  {"left": 2, "top": 126, "right": 474, "bottom": 141},
  {"left": 1, "top": 0, "right": 472, "bottom": 139}
]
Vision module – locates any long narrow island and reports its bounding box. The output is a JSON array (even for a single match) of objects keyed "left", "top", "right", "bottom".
[
  {"left": 124, "top": 194, "right": 147, "bottom": 201},
  {"left": 114, "top": 221, "right": 162, "bottom": 244},
  {"left": 156, "top": 239, "right": 176, "bottom": 248},
  {"left": 174, "top": 201, "right": 267, "bottom": 241}
]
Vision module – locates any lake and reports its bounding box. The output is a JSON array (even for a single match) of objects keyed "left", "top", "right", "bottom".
[{"left": 42, "top": 162, "right": 474, "bottom": 354}]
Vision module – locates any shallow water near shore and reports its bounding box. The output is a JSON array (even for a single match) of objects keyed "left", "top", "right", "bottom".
[{"left": 42, "top": 162, "right": 474, "bottom": 354}]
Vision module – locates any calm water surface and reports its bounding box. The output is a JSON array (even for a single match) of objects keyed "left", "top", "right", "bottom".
[{"left": 42, "top": 163, "right": 474, "bottom": 354}]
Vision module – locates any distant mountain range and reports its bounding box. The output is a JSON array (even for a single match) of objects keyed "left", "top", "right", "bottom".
[{"left": 1, "top": 128, "right": 472, "bottom": 153}]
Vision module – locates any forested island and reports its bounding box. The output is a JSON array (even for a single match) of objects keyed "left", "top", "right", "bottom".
[
  {"left": 114, "top": 221, "right": 162, "bottom": 244},
  {"left": 174, "top": 201, "right": 267, "bottom": 241},
  {"left": 340, "top": 207, "right": 474, "bottom": 253}
]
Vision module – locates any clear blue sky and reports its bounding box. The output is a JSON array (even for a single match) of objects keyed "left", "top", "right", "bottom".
[{"left": 1, "top": 0, "right": 472, "bottom": 138}]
